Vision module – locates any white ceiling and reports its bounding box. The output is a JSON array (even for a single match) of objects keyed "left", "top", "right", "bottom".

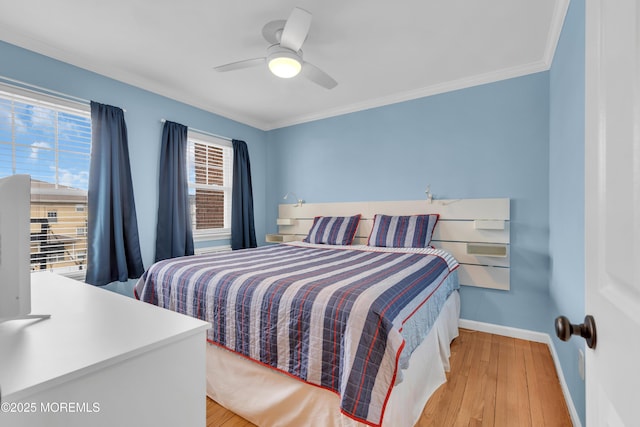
[{"left": 0, "top": 0, "right": 567, "bottom": 130}]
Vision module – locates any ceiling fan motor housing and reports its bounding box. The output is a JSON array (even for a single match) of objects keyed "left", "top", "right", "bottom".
[{"left": 266, "top": 45, "right": 303, "bottom": 78}]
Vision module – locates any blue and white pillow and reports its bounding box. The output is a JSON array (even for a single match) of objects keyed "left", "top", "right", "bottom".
[
  {"left": 367, "top": 214, "right": 439, "bottom": 248},
  {"left": 303, "top": 215, "right": 361, "bottom": 245}
]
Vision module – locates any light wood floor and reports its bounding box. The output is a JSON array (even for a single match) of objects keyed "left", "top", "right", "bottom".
[{"left": 206, "top": 329, "right": 572, "bottom": 426}]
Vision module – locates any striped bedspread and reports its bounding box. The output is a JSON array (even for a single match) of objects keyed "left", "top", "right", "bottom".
[{"left": 135, "top": 242, "right": 459, "bottom": 426}]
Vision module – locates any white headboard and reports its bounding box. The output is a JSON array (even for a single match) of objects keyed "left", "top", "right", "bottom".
[{"left": 271, "top": 198, "right": 510, "bottom": 291}]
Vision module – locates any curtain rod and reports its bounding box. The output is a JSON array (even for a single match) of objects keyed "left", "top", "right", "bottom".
[
  {"left": 160, "top": 118, "right": 232, "bottom": 141},
  {"left": 0, "top": 75, "right": 126, "bottom": 112}
]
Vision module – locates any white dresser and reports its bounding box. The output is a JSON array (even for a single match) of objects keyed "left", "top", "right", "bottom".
[{"left": 0, "top": 272, "right": 210, "bottom": 427}]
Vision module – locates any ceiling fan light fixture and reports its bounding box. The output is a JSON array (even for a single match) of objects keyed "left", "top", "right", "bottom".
[
  {"left": 267, "top": 47, "right": 302, "bottom": 78},
  {"left": 215, "top": 9, "right": 336, "bottom": 89}
]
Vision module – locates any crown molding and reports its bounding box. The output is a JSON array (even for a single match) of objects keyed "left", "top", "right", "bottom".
[
  {"left": 0, "top": 30, "right": 273, "bottom": 130},
  {"left": 0, "top": 0, "right": 569, "bottom": 132},
  {"left": 265, "top": 0, "right": 569, "bottom": 130},
  {"left": 265, "top": 60, "right": 551, "bottom": 130},
  {"left": 543, "top": 0, "right": 571, "bottom": 67}
]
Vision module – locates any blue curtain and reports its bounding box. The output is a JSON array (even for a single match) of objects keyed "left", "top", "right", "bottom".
[
  {"left": 155, "top": 121, "right": 194, "bottom": 261},
  {"left": 231, "top": 139, "right": 257, "bottom": 250},
  {"left": 86, "top": 101, "right": 144, "bottom": 286}
]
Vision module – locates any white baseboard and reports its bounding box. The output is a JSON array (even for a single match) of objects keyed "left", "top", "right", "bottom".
[
  {"left": 458, "top": 319, "right": 549, "bottom": 343},
  {"left": 546, "top": 337, "right": 582, "bottom": 427},
  {"left": 458, "top": 318, "right": 582, "bottom": 427}
]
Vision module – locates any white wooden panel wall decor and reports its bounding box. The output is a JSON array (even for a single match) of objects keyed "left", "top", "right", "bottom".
[{"left": 275, "top": 199, "right": 510, "bottom": 290}]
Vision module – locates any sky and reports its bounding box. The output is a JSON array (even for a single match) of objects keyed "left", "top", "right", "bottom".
[{"left": 0, "top": 97, "right": 91, "bottom": 191}]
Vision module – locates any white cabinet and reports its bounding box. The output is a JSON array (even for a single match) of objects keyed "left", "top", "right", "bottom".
[{"left": 0, "top": 272, "right": 210, "bottom": 427}]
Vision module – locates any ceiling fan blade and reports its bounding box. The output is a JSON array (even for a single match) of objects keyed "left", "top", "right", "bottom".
[
  {"left": 302, "top": 62, "right": 338, "bottom": 89},
  {"left": 214, "top": 58, "right": 265, "bottom": 72},
  {"left": 280, "top": 7, "right": 312, "bottom": 52}
]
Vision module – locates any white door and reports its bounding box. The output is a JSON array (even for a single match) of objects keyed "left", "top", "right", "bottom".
[{"left": 585, "top": 0, "right": 640, "bottom": 425}]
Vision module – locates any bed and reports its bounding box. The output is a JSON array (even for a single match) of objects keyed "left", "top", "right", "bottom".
[
  {"left": 135, "top": 228, "right": 460, "bottom": 426},
  {"left": 135, "top": 199, "right": 511, "bottom": 426}
]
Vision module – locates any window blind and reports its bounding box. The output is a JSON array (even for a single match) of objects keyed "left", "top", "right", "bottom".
[
  {"left": 187, "top": 131, "right": 233, "bottom": 240},
  {"left": 0, "top": 84, "right": 91, "bottom": 277}
]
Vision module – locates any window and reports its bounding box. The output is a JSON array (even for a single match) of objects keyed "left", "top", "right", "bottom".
[
  {"left": 76, "top": 227, "right": 87, "bottom": 236},
  {"left": 0, "top": 83, "right": 91, "bottom": 276},
  {"left": 47, "top": 210, "right": 58, "bottom": 223},
  {"left": 187, "top": 131, "right": 233, "bottom": 240}
]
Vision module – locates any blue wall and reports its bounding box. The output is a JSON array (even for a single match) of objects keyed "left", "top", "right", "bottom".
[
  {"left": 267, "top": 72, "right": 553, "bottom": 332},
  {"left": 549, "top": 0, "right": 586, "bottom": 423},
  {"left": 0, "top": 41, "right": 269, "bottom": 295}
]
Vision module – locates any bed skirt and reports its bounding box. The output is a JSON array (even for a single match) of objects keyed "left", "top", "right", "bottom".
[{"left": 205, "top": 290, "right": 460, "bottom": 427}]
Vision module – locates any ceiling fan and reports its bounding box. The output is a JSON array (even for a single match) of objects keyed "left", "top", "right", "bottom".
[{"left": 214, "top": 7, "right": 338, "bottom": 90}]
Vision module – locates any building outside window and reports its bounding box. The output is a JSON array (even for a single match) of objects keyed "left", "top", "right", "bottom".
[{"left": 187, "top": 131, "right": 233, "bottom": 241}]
